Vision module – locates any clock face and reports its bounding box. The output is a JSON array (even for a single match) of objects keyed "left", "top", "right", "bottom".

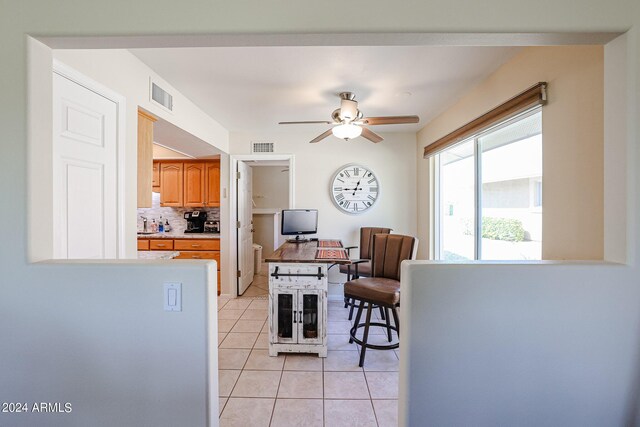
[{"left": 330, "top": 164, "right": 380, "bottom": 215}]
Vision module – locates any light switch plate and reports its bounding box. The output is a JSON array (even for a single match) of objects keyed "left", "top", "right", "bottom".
[{"left": 164, "top": 282, "right": 182, "bottom": 312}]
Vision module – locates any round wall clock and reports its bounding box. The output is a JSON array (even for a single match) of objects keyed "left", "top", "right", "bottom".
[{"left": 330, "top": 163, "right": 380, "bottom": 215}]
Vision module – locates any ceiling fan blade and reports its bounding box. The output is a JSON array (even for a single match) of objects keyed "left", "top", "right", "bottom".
[
  {"left": 362, "top": 115, "right": 420, "bottom": 125},
  {"left": 361, "top": 127, "right": 384, "bottom": 143},
  {"left": 309, "top": 129, "right": 334, "bottom": 144},
  {"left": 279, "top": 120, "right": 332, "bottom": 125}
]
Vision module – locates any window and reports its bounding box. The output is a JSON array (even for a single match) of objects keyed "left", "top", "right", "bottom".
[{"left": 436, "top": 109, "right": 542, "bottom": 261}]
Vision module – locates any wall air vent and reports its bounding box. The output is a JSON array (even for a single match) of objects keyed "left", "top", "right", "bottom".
[
  {"left": 251, "top": 141, "right": 275, "bottom": 153},
  {"left": 150, "top": 79, "right": 173, "bottom": 112}
]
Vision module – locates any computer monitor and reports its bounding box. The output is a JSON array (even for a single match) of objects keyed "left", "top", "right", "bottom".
[{"left": 281, "top": 209, "right": 318, "bottom": 243}]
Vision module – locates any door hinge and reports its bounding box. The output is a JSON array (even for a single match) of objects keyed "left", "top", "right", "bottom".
[
  {"left": 236, "top": 221, "right": 241, "bottom": 228},
  {"left": 237, "top": 270, "right": 242, "bottom": 278},
  {"left": 236, "top": 171, "right": 241, "bottom": 180}
]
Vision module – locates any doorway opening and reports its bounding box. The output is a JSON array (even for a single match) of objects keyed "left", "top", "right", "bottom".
[{"left": 230, "top": 155, "right": 295, "bottom": 296}]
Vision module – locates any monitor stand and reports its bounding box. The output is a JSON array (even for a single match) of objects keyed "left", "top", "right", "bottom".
[{"left": 286, "top": 235, "right": 308, "bottom": 243}]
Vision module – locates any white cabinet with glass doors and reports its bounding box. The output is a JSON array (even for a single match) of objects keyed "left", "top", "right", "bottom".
[{"left": 268, "top": 263, "right": 327, "bottom": 357}]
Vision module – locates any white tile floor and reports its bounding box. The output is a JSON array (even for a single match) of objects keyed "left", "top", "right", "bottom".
[{"left": 217, "top": 266, "right": 399, "bottom": 426}]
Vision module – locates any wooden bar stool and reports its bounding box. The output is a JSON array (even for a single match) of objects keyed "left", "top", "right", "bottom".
[
  {"left": 341, "top": 227, "right": 392, "bottom": 320},
  {"left": 344, "top": 233, "right": 417, "bottom": 367}
]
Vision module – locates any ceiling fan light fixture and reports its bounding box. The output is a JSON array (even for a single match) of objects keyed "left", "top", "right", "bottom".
[{"left": 332, "top": 123, "right": 362, "bottom": 140}]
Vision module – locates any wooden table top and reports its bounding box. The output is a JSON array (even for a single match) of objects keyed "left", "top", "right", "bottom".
[{"left": 265, "top": 240, "right": 351, "bottom": 264}]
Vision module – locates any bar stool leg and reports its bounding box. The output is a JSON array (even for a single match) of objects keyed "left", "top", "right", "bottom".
[
  {"left": 384, "top": 307, "right": 392, "bottom": 342},
  {"left": 359, "top": 303, "right": 373, "bottom": 367},
  {"left": 350, "top": 301, "right": 364, "bottom": 344},
  {"left": 348, "top": 298, "right": 356, "bottom": 320},
  {"left": 391, "top": 306, "right": 400, "bottom": 337},
  {"left": 379, "top": 306, "right": 386, "bottom": 320}
]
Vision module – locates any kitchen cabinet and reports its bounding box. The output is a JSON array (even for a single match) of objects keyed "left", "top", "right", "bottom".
[
  {"left": 137, "top": 110, "right": 157, "bottom": 208},
  {"left": 154, "top": 160, "right": 220, "bottom": 208},
  {"left": 138, "top": 237, "right": 222, "bottom": 295},
  {"left": 183, "top": 162, "right": 206, "bottom": 207},
  {"left": 159, "top": 162, "right": 184, "bottom": 207},
  {"left": 149, "top": 239, "right": 174, "bottom": 250},
  {"left": 152, "top": 161, "right": 160, "bottom": 192},
  {"left": 205, "top": 160, "right": 221, "bottom": 207}
]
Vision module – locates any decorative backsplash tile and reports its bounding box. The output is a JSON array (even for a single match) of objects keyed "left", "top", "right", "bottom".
[{"left": 137, "top": 192, "right": 220, "bottom": 234}]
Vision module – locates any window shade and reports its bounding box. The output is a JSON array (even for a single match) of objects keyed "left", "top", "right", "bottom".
[{"left": 423, "top": 82, "right": 547, "bottom": 158}]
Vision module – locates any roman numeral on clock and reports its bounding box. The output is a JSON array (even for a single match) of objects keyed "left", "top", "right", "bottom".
[
  {"left": 370, "top": 187, "right": 378, "bottom": 193},
  {"left": 354, "top": 203, "right": 359, "bottom": 211},
  {"left": 368, "top": 178, "right": 376, "bottom": 184},
  {"left": 354, "top": 167, "right": 359, "bottom": 176},
  {"left": 333, "top": 187, "right": 342, "bottom": 192},
  {"left": 335, "top": 194, "right": 345, "bottom": 202},
  {"left": 368, "top": 195, "right": 375, "bottom": 201},
  {"left": 344, "top": 201, "right": 350, "bottom": 209},
  {"left": 344, "top": 170, "right": 350, "bottom": 177}
]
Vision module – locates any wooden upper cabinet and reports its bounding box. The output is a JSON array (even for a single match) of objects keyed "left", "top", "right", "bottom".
[
  {"left": 152, "top": 161, "right": 160, "bottom": 192},
  {"left": 155, "top": 159, "right": 220, "bottom": 207},
  {"left": 137, "top": 110, "right": 157, "bottom": 208},
  {"left": 205, "top": 160, "right": 221, "bottom": 207},
  {"left": 183, "top": 162, "right": 206, "bottom": 207},
  {"left": 160, "top": 162, "right": 183, "bottom": 207}
]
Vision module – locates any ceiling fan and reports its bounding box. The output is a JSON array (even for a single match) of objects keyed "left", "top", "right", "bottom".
[{"left": 278, "top": 92, "right": 419, "bottom": 144}]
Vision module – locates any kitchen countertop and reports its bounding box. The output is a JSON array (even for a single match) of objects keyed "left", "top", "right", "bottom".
[
  {"left": 137, "top": 233, "right": 220, "bottom": 239},
  {"left": 137, "top": 250, "right": 180, "bottom": 260}
]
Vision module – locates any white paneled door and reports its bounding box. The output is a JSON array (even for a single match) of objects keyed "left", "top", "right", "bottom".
[
  {"left": 52, "top": 72, "right": 118, "bottom": 259},
  {"left": 237, "top": 161, "right": 254, "bottom": 295}
]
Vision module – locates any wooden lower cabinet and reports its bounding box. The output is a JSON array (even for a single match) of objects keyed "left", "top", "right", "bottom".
[
  {"left": 174, "top": 239, "right": 220, "bottom": 251},
  {"left": 174, "top": 251, "right": 220, "bottom": 262},
  {"left": 149, "top": 239, "right": 174, "bottom": 250},
  {"left": 138, "top": 237, "right": 222, "bottom": 295}
]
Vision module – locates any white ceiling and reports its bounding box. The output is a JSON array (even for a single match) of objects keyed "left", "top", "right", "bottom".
[{"left": 130, "top": 46, "right": 521, "bottom": 134}]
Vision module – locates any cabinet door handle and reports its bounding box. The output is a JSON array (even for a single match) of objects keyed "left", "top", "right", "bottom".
[
  {"left": 299, "top": 311, "right": 303, "bottom": 324},
  {"left": 293, "top": 310, "right": 297, "bottom": 323},
  {"left": 157, "top": 244, "right": 166, "bottom": 247},
  {"left": 192, "top": 255, "right": 201, "bottom": 259},
  {"left": 191, "top": 244, "right": 200, "bottom": 247}
]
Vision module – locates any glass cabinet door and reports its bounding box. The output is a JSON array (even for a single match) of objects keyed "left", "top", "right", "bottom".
[
  {"left": 275, "top": 291, "right": 297, "bottom": 343},
  {"left": 298, "top": 291, "right": 322, "bottom": 344}
]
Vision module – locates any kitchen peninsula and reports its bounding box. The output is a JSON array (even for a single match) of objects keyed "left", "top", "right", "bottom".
[{"left": 265, "top": 240, "right": 350, "bottom": 357}]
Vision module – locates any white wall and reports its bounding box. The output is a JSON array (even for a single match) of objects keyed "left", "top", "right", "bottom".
[
  {"left": 1, "top": 2, "right": 639, "bottom": 427},
  {"left": 230, "top": 131, "right": 418, "bottom": 295},
  {"left": 0, "top": 260, "right": 218, "bottom": 427},
  {"left": 400, "top": 261, "right": 640, "bottom": 426},
  {"left": 49, "top": 49, "right": 229, "bottom": 259}
]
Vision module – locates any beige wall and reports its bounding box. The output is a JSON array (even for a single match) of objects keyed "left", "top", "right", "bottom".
[{"left": 417, "top": 46, "right": 605, "bottom": 260}]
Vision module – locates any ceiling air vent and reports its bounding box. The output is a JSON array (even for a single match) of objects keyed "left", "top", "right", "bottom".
[
  {"left": 251, "top": 141, "right": 275, "bottom": 154},
  {"left": 150, "top": 79, "right": 173, "bottom": 112}
]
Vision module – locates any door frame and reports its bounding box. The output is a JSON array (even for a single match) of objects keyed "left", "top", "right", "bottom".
[
  {"left": 228, "top": 154, "right": 295, "bottom": 297},
  {"left": 52, "top": 59, "right": 127, "bottom": 258}
]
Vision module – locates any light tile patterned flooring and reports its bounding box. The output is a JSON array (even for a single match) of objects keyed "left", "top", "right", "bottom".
[{"left": 217, "top": 267, "right": 399, "bottom": 426}]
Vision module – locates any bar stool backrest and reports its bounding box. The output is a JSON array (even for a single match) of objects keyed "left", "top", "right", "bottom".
[
  {"left": 371, "top": 234, "right": 417, "bottom": 281},
  {"left": 359, "top": 227, "right": 392, "bottom": 260}
]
